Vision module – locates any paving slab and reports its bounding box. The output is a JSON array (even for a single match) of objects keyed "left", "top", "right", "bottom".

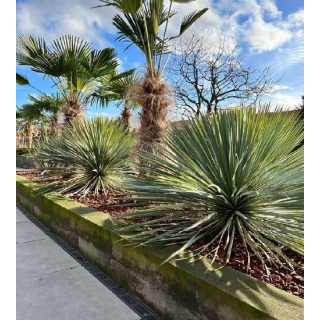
[
  {"left": 16, "top": 238, "right": 80, "bottom": 280},
  {"left": 16, "top": 206, "right": 142, "bottom": 320},
  {"left": 17, "top": 267, "right": 140, "bottom": 320},
  {"left": 16, "top": 208, "right": 29, "bottom": 222},
  {"left": 16, "top": 221, "right": 49, "bottom": 244}
]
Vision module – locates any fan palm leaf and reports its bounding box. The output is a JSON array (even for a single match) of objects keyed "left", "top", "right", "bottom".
[
  {"left": 17, "top": 35, "right": 133, "bottom": 122},
  {"left": 16, "top": 73, "right": 30, "bottom": 85},
  {"left": 103, "top": 0, "right": 207, "bottom": 75}
]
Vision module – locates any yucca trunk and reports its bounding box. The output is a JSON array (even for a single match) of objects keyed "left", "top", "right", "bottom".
[
  {"left": 138, "top": 75, "right": 173, "bottom": 153},
  {"left": 25, "top": 122, "right": 34, "bottom": 148},
  {"left": 121, "top": 101, "right": 132, "bottom": 131}
]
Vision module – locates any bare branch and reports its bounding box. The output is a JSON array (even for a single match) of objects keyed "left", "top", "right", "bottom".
[{"left": 166, "top": 28, "right": 280, "bottom": 115}]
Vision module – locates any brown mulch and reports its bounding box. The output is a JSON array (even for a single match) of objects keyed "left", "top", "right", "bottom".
[
  {"left": 188, "top": 234, "right": 304, "bottom": 298},
  {"left": 17, "top": 170, "right": 134, "bottom": 217},
  {"left": 18, "top": 170, "right": 58, "bottom": 184},
  {"left": 70, "top": 191, "right": 134, "bottom": 218},
  {"left": 17, "top": 170, "right": 304, "bottom": 298}
]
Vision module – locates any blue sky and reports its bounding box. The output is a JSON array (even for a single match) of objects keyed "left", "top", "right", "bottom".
[{"left": 16, "top": 0, "right": 304, "bottom": 121}]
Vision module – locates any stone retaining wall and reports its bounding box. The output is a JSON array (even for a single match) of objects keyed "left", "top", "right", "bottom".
[{"left": 16, "top": 155, "right": 41, "bottom": 169}]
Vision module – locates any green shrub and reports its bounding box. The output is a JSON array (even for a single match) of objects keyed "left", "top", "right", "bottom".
[
  {"left": 121, "top": 106, "right": 304, "bottom": 272},
  {"left": 16, "top": 148, "right": 36, "bottom": 155},
  {"left": 36, "top": 117, "right": 135, "bottom": 196}
]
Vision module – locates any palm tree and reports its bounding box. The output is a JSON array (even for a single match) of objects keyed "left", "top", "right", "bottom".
[
  {"left": 99, "top": 72, "right": 142, "bottom": 130},
  {"left": 16, "top": 103, "right": 48, "bottom": 148},
  {"left": 95, "top": 0, "right": 208, "bottom": 153},
  {"left": 27, "top": 94, "right": 65, "bottom": 136},
  {"left": 16, "top": 35, "right": 134, "bottom": 124}
]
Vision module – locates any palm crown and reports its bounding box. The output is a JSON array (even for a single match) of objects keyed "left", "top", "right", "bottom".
[
  {"left": 16, "top": 35, "right": 134, "bottom": 122},
  {"left": 97, "top": 0, "right": 208, "bottom": 77}
]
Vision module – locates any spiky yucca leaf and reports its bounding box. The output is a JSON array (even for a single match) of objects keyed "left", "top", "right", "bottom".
[
  {"left": 120, "top": 106, "right": 304, "bottom": 271},
  {"left": 36, "top": 117, "right": 135, "bottom": 196}
]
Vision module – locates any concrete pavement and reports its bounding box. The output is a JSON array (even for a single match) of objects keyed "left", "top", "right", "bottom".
[{"left": 16, "top": 206, "right": 143, "bottom": 320}]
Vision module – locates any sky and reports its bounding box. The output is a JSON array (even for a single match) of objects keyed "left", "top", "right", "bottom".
[{"left": 16, "top": 0, "right": 304, "bottom": 121}]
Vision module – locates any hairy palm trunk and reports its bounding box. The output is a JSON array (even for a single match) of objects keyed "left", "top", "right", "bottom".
[
  {"left": 63, "top": 96, "right": 84, "bottom": 125},
  {"left": 50, "top": 115, "right": 59, "bottom": 136},
  {"left": 121, "top": 101, "right": 132, "bottom": 131},
  {"left": 138, "top": 76, "right": 173, "bottom": 153},
  {"left": 41, "top": 127, "right": 49, "bottom": 143},
  {"left": 16, "top": 134, "right": 20, "bottom": 148},
  {"left": 25, "top": 122, "right": 34, "bottom": 148}
]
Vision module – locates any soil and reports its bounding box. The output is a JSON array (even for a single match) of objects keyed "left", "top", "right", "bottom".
[
  {"left": 70, "top": 192, "right": 135, "bottom": 218},
  {"left": 188, "top": 234, "right": 304, "bottom": 298},
  {"left": 16, "top": 170, "right": 134, "bottom": 218},
  {"left": 17, "top": 170, "right": 304, "bottom": 298}
]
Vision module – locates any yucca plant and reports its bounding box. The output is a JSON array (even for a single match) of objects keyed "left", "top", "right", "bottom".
[
  {"left": 36, "top": 117, "right": 135, "bottom": 196},
  {"left": 120, "top": 106, "right": 304, "bottom": 273}
]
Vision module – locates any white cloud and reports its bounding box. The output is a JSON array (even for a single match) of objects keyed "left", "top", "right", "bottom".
[
  {"left": 116, "top": 58, "right": 124, "bottom": 72},
  {"left": 272, "top": 84, "right": 292, "bottom": 91},
  {"left": 16, "top": 0, "right": 118, "bottom": 48},
  {"left": 260, "top": 0, "right": 282, "bottom": 19},
  {"left": 274, "top": 36, "right": 304, "bottom": 69},
  {"left": 270, "top": 93, "right": 301, "bottom": 109},
  {"left": 285, "top": 9, "right": 304, "bottom": 28},
  {"left": 164, "top": 0, "right": 302, "bottom": 54},
  {"left": 263, "top": 9, "right": 304, "bottom": 70},
  {"left": 86, "top": 111, "right": 119, "bottom": 119},
  {"left": 16, "top": 0, "right": 304, "bottom": 63},
  {"left": 245, "top": 17, "right": 292, "bottom": 52}
]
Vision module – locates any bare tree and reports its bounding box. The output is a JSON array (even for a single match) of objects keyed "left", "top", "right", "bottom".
[{"left": 167, "top": 29, "right": 280, "bottom": 116}]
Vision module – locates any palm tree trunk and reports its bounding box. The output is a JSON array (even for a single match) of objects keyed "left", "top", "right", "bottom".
[
  {"left": 139, "top": 75, "right": 172, "bottom": 154},
  {"left": 63, "top": 96, "right": 84, "bottom": 125},
  {"left": 50, "top": 115, "right": 59, "bottom": 136},
  {"left": 64, "top": 110, "right": 83, "bottom": 124},
  {"left": 16, "top": 134, "right": 20, "bottom": 148},
  {"left": 121, "top": 101, "right": 132, "bottom": 131},
  {"left": 25, "top": 122, "right": 34, "bottom": 148}
]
